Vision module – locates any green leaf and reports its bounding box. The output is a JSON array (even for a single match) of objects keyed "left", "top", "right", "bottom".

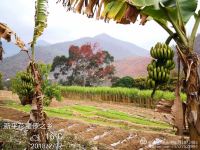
[
  {"left": 107, "top": 1, "right": 125, "bottom": 19},
  {"left": 32, "top": 0, "right": 48, "bottom": 45},
  {"left": 142, "top": 0, "right": 198, "bottom": 24},
  {"left": 114, "top": 3, "right": 128, "bottom": 21},
  {"left": 163, "top": 0, "right": 197, "bottom": 23},
  {"left": 142, "top": 5, "right": 168, "bottom": 23},
  {"left": 101, "top": 1, "right": 115, "bottom": 17},
  {"left": 129, "top": 0, "right": 158, "bottom": 7}
]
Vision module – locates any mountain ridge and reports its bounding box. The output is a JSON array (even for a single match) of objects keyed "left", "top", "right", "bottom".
[{"left": 0, "top": 34, "right": 149, "bottom": 79}]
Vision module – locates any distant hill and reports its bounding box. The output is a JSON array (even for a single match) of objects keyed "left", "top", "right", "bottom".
[
  {"left": 0, "top": 34, "right": 149, "bottom": 79},
  {"left": 36, "top": 40, "right": 51, "bottom": 47},
  {"left": 114, "top": 56, "right": 151, "bottom": 78},
  {"left": 41, "top": 33, "right": 149, "bottom": 59}
]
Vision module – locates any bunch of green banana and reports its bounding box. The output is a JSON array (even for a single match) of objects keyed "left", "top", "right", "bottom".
[
  {"left": 20, "top": 72, "right": 35, "bottom": 83},
  {"left": 18, "top": 72, "right": 35, "bottom": 98},
  {"left": 147, "top": 65, "right": 170, "bottom": 82},
  {"left": 150, "top": 42, "right": 174, "bottom": 60},
  {"left": 165, "top": 59, "right": 175, "bottom": 70},
  {"left": 146, "top": 77, "right": 156, "bottom": 88},
  {"left": 147, "top": 42, "right": 175, "bottom": 88}
]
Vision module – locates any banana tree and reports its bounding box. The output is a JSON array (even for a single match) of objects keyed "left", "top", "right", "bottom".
[
  {"left": 27, "top": 0, "right": 49, "bottom": 148},
  {"left": 57, "top": 0, "right": 200, "bottom": 147},
  {"left": 0, "top": 0, "right": 49, "bottom": 148}
]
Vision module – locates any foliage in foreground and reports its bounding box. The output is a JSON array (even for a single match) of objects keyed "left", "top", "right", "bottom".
[{"left": 60, "top": 86, "right": 187, "bottom": 108}]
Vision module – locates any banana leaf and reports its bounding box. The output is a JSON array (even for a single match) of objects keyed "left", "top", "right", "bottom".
[
  {"left": 32, "top": 0, "right": 49, "bottom": 46},
  {"left": 57, "top": 0, "right": 198, "bottom": 26}
]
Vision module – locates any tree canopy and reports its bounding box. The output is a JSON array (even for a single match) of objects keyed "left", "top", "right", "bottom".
[
  {"left": 52, "top": 43, "right": 115, "bottom": 86},
  {"left": 112, "top": 76, "right": 135, "bottom": 88}
]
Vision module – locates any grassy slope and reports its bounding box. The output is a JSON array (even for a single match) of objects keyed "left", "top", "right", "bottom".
[{"left": 2, "top": 100, "right": 172, "bottom": 133}]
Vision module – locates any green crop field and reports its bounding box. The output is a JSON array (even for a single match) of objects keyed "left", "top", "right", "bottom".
[
  {"left": 60, "top": 86, "right": 186, "bottom": 108},
  {"left": 3, "top": 100, "right": 172, "bottom": 132}
]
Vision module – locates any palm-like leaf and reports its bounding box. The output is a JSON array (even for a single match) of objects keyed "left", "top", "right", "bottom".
[
  {"left": 57, "top": 0, "right": 148, "bottom": 25},
  {"left": 142, "top": 0, "right": 197, "bottom": 25},
  {"left": 0, "top": 23, "right": 27, "bottom": 50},
  {"left": 57, "top": 0, "right": 198, "bottom": 48},
  {"left": 0, "top": 23, "right": 12, "bottom": 42},
  {"left": 0, "top": 22, "right": 27, "bottom": 60},
  {"left": 31, "top": 0, "right": 49, "bottom": 46},
  {"left": 57, "top": 0, "right": 197, "bottom": 26},
  {"left": 0, "top": 22, "right": 27, "bottom": 54}
]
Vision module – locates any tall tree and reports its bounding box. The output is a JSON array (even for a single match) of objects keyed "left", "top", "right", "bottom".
[
  {"left": 51, "top": 55, "right": 68, "bottom": 72},
  {"left": 52, "top": 43, "right": 115, "bottom": 86},
  {"left": 57, "top": 0, "right": 200, "bottom": 146}
]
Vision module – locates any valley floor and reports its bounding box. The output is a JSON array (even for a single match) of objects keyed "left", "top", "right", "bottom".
[{"left": 0, "top": 91, "right": 187, "bottom": 149}]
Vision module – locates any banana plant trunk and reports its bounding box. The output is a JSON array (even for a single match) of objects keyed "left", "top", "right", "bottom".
[
  {"left": 179, "top": 48, "right": 200, "bottom": 148},
  {"left": 27, "top": 62, "right": 48, "bottom": 149}
]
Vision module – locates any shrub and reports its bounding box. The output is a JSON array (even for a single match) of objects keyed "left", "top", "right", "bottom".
[
  {"left": 112, "top": 76, "right": 134, "bottom": 88},
  {"left": 43, "top": 83, "right": 62, "bottom": 106}
]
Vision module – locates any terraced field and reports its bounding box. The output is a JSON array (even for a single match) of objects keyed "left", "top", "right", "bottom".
[{"left": 0, "top": 91, "right": 186, "bottom": 149}]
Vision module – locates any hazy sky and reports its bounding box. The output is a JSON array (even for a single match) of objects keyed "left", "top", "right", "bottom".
[{"left": 0, "top": 0, "right": 200, "bottom": 50}]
